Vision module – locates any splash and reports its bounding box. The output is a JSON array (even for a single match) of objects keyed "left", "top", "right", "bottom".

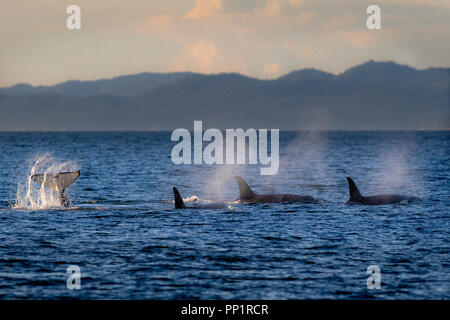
[
  {"left": 182, "top": 195, "right": 223, "bottom": 204},
  {"left": 183, "top": 195, "right": 200, "bottom": 202},
  {"left": 13, "top": 154, "right": 78, "bottom": 210}
]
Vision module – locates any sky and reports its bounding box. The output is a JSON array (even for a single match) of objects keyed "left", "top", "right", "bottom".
[{"left": 0, "top": 0, "right": 449, "bottom": 87}]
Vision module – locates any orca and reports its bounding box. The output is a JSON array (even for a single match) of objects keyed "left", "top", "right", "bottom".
[
  {"left": 234, "top": 176, "right": 318, "bottom": 204},
  {"left": 173, "top": 187, "right": 226, "bottom": 209},
  {"left": 346, "top": 177, "right": 420, "bottom": 205},
  {"left": 31, "top": 171, "right": 80, "bottom": 207}
]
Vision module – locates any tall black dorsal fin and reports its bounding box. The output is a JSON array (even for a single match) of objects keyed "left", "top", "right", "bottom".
[
  {"left": 173, "top": 187, "right": 186, "bottom": 209},
  {"left": 234, "top": 176, "right": 255, "bottom": 200},
  {"left": 347, "top": 177, "right": 363, "bottom": 201}
]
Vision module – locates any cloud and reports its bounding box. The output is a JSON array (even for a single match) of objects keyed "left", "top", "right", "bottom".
[
  {"left": 136, "top": 0, "right": 449, "bottom": 76},
  {"left": 321, "top": 13, "right": 359, "bottom": 31},
  {"left": 186, "top": 0, "right": 223, "bottom": 19},
  {"left": 142, "top": 0, "right": 317, "bottom": 44},
  {"left": 288, "top": 0, "right": 303, "bottom": 7},
  {"left": 332, "top": 30, "right": 372, "bottom": 48},
  {"left": 254, "top": 0, "right": 306, "bottom": 18},
  {"left": 2, "top": 0, "right": 449, "bottom": 87},
  {"left": 294, "top": 12, "right": 316, "bottom": 24},
  {"left": 259, "top": 0, "right": 283, "bottom": 17},
  {"left": 169, "top": 41, "right": 249, "bottom": 75},
  {"left": 171, "top": 42, "right": 224, "bottom": 73},
  {"left": 263, "top": 62, "right": 281, "bottom": 77},
  {"left": 378, "top": 0, "right": 450, "bottom": 9},
  {"left": 138, "top": 0, "right": 318, "bottom": 74}
]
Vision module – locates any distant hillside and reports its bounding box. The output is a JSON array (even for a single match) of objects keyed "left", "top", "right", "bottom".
[
  {"left": 0, "top": 61, "right": 448, "bottom": 130},
  {"left": 0, "top": 72, "right": 193, "bottom": 97}
]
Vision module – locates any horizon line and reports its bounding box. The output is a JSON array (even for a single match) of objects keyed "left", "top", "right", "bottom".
[{"left": 0, "top": 129, "right": 448, "bottom": 133}]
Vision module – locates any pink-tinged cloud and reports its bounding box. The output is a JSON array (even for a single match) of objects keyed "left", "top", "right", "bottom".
[
  {"left": 186, "top": 0, "right": 222, "bottom": 19},
  {"left": 332, "top": 30, "right": 373, "bottom": 49},
  {"left": 171, "top": 42, "right": 223, "bottom": 72},
  {"left": 1, "top": 0, "right": 448, "bottom": 86},
  {"left": 254, "top": 0, "right": 306, "bottom": 18},
  {"left": 378, "top": 0, "right": 450, "bottom": 9},
  {"left": 263, "top": 62, "right": 281, "bottom": 77}
]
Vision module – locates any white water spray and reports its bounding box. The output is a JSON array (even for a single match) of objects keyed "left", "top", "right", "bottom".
[{"left": 14, "top": 154, "right": 78, "bottom": 209}]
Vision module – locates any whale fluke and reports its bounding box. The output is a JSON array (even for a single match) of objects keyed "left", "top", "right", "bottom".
[
  {"left": 234, "top": 176, "right": 255, "bottom": 200},
  {"left": 31, "top": 171, "right": 80, "bottom": 191},
  {"left": 31, "top": 170, "right": 80, "bottom": 207},
  {"left": 173, "top": 187, "right": 186, "bottom": 209},
  {"left": 347, "top": 177, "right": 363, "bottom": 201}
]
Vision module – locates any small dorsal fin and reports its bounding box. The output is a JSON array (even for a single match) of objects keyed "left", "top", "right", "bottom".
[
  {"left": 234, "top": 176, "right": 255, "bottom": 200},
  {"left": 347, "top": 177, "right": 363, "bottom": 201},
  {"left": 173, "top": 187, "right": 186, "bottom": 209}
]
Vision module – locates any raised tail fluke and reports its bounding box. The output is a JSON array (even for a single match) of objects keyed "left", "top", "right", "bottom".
[
  {"left": 234, "top": 176, "right": 255, "bottom": 200},
  {"left": 31, "top": 170, "right": 80, "bottom": 192},
  {"left": 173, "top": 187, "right": 186, "bottom": 209},
  {"left": 31, "top": 170, "right": 80, "bottom": 207},
  {"left": 347, "top": 177, "right": 363, "bottom": 201}
]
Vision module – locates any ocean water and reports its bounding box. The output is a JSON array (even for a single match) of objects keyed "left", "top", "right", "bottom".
[{"left": 0, "top": 131, "right": 448, "bottom": 299}]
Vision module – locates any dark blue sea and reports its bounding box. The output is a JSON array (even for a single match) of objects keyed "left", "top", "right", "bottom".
[{"left": 0, "top": 131, "right": 448, "bottom": 299}]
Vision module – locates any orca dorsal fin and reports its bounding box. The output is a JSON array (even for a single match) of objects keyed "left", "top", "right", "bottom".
[
  {"left": 234, "top": 176, "right": 255, "bottom": 200},
  {"left": 173, "top": 187, "right": 186, "bottom": 209},
  {"left": 347, "top": 177, "right": 363, "bottom": 201}
]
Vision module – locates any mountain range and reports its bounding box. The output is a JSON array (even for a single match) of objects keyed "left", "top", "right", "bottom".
[{"left": 0, "top": 60, "right": 448, "bottom": 130}]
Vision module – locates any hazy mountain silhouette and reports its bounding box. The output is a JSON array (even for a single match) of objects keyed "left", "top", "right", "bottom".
[
  {"left": 1, "top": 72, "right": 193, "bottom": 97},
  {"left": 0, "top": 61, "right": 448, "bottom": 130}
]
